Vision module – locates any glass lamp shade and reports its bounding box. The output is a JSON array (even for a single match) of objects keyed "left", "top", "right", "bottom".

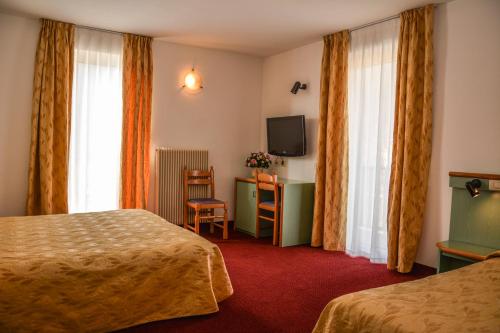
[{"left": 184, "top": 70, "right": 202, "bottom": 90}]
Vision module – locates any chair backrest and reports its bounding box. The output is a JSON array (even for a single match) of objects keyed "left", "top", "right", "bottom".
[
  {"left": 256, "top": 171, "right": 279, "bottom": 205},
  {"left": 183, "top": 166, "right": 215, "bottom": 202},
  {"left": 256, "top": 172, "right": 278, "bottom": 191}
]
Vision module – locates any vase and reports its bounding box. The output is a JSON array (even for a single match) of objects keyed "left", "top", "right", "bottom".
[{"left": 250, "top": 168, "right": 266, "bottom": 178}]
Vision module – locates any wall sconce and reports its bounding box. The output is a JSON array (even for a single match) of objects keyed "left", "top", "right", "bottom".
[
  {"left": 465, "top": 179, "right": 481, "bottom": 198},
  {"left": 291, "top": 81, "right": 307, "bottom": 94},
  {"left": 182, "top": 68, "right": 203, "bottom": 91}
]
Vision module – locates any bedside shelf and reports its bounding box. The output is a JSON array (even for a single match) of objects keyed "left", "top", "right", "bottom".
[
  {"left": 437, "top": 240, "right": 496, "bottom": 261},
  {"left": 436, "top": 240, "right": 497, "bottom": 273},
  {"left": 437, "top": 241, "right": 497, "bottom": 273}
]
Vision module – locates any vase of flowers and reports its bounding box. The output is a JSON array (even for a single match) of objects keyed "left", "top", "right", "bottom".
[{"left": 245, "top": 152, "right": 272, "bottom": 177}]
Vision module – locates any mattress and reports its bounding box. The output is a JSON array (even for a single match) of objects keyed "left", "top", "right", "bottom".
[
  {"left": 0, "top": 209, "right": 233, "bottom": 332},
  {"left": 313, "top": 257, "right": 500, "bottom": 333}
]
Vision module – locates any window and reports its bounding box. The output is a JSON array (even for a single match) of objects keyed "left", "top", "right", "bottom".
[
  {"left": 68, "top": 29, "right": 123, "bottom": 213},
  {"left": 346, "top": 19, "right": 399, "bottom": 263}
]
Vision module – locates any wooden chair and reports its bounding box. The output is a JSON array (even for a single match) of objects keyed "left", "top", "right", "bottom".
[
  {"left": 183, "top": 166, "right": 228, "bottom": 240},
  {"left": 255, "top": 171, "right": 280, "bottom": 246}
]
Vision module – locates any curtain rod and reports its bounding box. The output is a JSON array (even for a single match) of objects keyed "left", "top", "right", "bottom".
[
  {"left": 349, "top": 14, "right": 399, "bottom": 32},
  {"left": 75, "top": 24, "right": 152, "bottom": 38},
  {"left": 349, "top": 3, "right": 438, "bottom": 33},
  {"left": 76, "top": 24, "right": 124, "bottom": 35},
  {"left": 75, "top": 24, "right": 154, "bottom": 39}
]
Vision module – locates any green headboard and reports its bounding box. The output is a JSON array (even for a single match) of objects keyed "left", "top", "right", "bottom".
[{"left": 449, "top": 172, "right": 500, "bottom": 249}]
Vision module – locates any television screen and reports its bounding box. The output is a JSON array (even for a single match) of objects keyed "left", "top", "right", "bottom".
[{"left": 266, "top": 115, "right": 306, "bottom": 157}]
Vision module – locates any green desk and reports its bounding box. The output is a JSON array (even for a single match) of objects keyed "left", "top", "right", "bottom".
[{"left": 234, "top": 177, "right": 314, "bottom": 247}]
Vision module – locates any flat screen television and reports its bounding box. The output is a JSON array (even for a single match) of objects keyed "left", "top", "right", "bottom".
[{"left": 266, "top": 115, "right": 306, "bottom": 157}]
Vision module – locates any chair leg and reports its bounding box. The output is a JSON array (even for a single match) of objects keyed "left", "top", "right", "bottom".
[
  {"left": 272, "top": 212, "right": 279, "bottom": 246},
  {"left": 194, "top": 208, "right": 200, "bottom": 235},
  {"left": 223, "top": 206, "right": 228, "bottom": 240},
  {"left": 210, "top": 208, "right": 215, "bottom": 234},
  {"left": 183, "top": 204, "right": 188, "bottom": 229}
]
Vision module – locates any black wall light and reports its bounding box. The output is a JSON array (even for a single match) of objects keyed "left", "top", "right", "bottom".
[
  {"left": 291, "top": 81, "right": 307, "bottom": 94},
  {"left": 465, "top": 179, "right": 481, "bottom": 198}
]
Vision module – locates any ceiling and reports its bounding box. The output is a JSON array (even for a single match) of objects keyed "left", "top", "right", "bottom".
[{"left": 0, "top": 0, "right": 447, "bottom": 56}]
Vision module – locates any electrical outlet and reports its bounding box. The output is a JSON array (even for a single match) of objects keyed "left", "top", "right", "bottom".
[
  {"left": 272, "top": 157, "right": 286, "bottom": 167},
  {"left": 489, "top": 180, "right": 500, "bottom": 191}
]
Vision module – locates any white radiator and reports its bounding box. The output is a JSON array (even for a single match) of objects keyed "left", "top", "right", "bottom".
[{"left": 154, "top": 148, "right": 209, "bottom": 225}]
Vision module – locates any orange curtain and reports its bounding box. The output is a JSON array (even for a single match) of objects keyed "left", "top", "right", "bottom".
[
  {"left": 26, "top": 19, "right": 74, "bottom": 215},
  {"left": 311, "top": 31, "right": 350, "bottom": 251},
  {"left": 387, "top": 5, "right": 434, "bottom": 273},
  {"left": 121, "top": 34, "right": 153, "bottom": 209}
]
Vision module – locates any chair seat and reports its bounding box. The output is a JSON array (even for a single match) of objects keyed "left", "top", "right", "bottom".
[
  {"left": 188, "top": 198, "right": 226, "bottom": 207},
  {"left": 259, "top": 201, "right": 280, "bottom": 210}
]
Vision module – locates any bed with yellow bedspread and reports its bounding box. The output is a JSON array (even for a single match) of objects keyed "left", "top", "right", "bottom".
[
  {"left": 313, "top": 257, "right": 500, "bottom": 333},
  {"left": 0, "top": 209, "right": 233, "bottom": 332}
]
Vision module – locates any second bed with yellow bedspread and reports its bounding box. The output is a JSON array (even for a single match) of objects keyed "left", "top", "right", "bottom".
[
  {"left": 0, "top": 209, "right": 233, "bottom": 332},
  {"left": 313, "top": 257, "right": 500, "bottom": 333}
]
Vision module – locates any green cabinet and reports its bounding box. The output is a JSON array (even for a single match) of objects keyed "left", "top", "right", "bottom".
[
  {"left": 280, "top": 182, "right": 315, "bottom": 247},
  {"left": 234, "top": 177, "right": 315, "bottom": 246},
  {"left": 235, "top": 181, "right": 256, "bottom": 236},
  {"left": 235, "top": 181, "right": 272, "bottom": 237}
]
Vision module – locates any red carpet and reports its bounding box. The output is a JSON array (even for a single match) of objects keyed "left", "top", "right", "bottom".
[{"left": 119, "top": 227, "right": 435, "bottom": 333}]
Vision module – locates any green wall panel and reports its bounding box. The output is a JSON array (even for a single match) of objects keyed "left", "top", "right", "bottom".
[{"left": 448, "top": 176, "right": 500, "bottom": 248}]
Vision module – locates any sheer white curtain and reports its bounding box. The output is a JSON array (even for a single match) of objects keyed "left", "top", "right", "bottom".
[
  {"left": 68, "top": 29, "right": 123, "bottom": 213},
  {"left": 346, "top": 19, "right": 399, "bottom": 263}
]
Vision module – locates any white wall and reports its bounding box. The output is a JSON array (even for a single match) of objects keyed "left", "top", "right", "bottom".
[
  {"left": 0, "top": 13, "right": 39, "bottom": 216},
  {"left": 0, "top": 12, "right": 263, "bottom": 219},
  {"left": 260, "top": 41, "right": 323, "bottom": 181},
  {"left": 418, "top": 0, "right": 500, "bottom": 267},
  {"left": 150, "top": 41, "right": 263, "bottom": 218},
  {"left": 260, "top": 0, "right": 500, "bottom": 268}
]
